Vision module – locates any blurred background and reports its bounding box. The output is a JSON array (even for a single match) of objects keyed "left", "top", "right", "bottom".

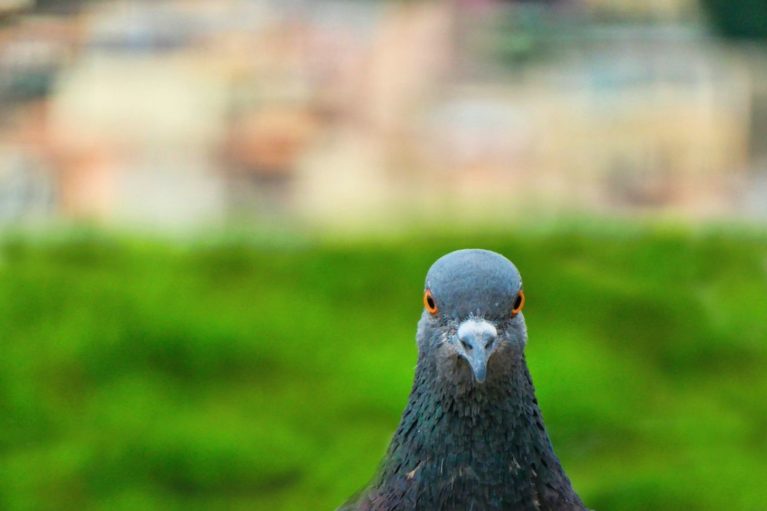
[{"left": 0, "top": 0, "right": 766, "bottom": 510}]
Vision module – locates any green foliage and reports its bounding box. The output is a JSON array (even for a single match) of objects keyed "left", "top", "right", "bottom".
[
  {"left": 0, "top": 227, "right": 765, "bottom": 510},
  {"left": 701, "top": 0, "right": 767, "bottom": 41}
]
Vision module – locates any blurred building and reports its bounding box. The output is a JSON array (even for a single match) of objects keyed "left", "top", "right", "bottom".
[{"left": 0, "top": 0, "right": 765, "bottom": 229}]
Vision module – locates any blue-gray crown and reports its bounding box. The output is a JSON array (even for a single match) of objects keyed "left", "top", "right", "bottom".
[{"left": 424, "top": 249, "right": 522, "bottom": 320}]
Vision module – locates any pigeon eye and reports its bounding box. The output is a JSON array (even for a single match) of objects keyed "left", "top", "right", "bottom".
[
  {"left": 511, "top": 290, "right": 525, "bottom": 317},
  {"left": 423, "top": 289, "right": 439, "bottom": 315}
]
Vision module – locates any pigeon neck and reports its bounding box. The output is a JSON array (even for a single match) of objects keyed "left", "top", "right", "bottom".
[{"left": 371, "top": 356, "right": 582, "bottom": 509}]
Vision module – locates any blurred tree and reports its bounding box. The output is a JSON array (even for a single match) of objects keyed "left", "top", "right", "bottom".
[{"left": 701, "top": 0, "right": 767, "bottom": 40}]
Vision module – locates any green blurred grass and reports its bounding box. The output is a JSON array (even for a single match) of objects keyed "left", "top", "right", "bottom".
[{"left": 0, "top": 226, "right": 765, "bottom": 511}]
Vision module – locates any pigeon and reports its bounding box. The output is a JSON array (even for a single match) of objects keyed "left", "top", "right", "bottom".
[{"left": 339, "top": 249, "right": 587, "bottom": 511}]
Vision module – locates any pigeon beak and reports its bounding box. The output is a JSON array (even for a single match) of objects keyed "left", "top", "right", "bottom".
[{"left": 456, "top": 319, "right": 498, "bottom": 384}]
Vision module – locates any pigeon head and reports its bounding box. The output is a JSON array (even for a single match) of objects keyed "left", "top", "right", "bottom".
[{"left": 418, "top": 249, "right": 527, "bottom": 387}]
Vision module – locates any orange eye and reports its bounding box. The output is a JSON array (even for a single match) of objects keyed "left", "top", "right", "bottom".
[
  {"left": 423, "top": 289, "right": 439, "bottom": 315},
  {"left": 511, "top": 290, "right": 525, "bottom": 317}
]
